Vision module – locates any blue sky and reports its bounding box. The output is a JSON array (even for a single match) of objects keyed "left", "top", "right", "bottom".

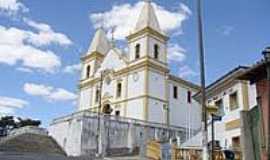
[{"left": 0, "top": 0, "right": 269, "bottom": 127}]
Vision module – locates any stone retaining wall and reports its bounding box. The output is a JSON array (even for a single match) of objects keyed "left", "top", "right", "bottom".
[{"left": 49, "top": 111, "right": 190, "bottom": 157}]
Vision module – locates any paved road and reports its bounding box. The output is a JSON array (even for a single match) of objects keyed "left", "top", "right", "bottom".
[{"left": 104, "top": 156, "right": 139, "bottom": 160}]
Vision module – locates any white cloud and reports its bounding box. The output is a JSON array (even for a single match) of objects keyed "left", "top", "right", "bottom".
[
  {"left": 0, "top": 0, "right": 28, "bottom": 15},
  {"left": 219, "top": 25, "right": 234, "bottom": 36},
  {"left": 0, "top": 96, "right": 28, "bottom": 115},
  {"left": 167, "top": 43, "right": 186, "bottom": 62},
  {"left": 90, "top": 2, "right": 191, "bottom": 40},
  {"left": 0, "top": 25, "right": 62, "bottom": 73},
  {"left": 16, "top": 67, "right": 33, "bottom": 73},
  {"left": 23, "top": 83, "right": 77, "bottom": 102},
  {"left": 24, "top": 83, "right": 53, "bottom": 97},
  {"left": 49, "top": 88, "right": 77, "bottom": 102},
  {"left": 24, "top": 19, "right": 73, "bottom": 46},
  {"left": 178, "top": 65, "right": 198, "bottom": 78},
  {"left": 63, "top": 63, "right": 81, "bottom": 74}
]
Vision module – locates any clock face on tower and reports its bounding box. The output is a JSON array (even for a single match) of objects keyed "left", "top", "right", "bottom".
[{"left": 133, "top": 72, "right": 139, "bottom": 82}]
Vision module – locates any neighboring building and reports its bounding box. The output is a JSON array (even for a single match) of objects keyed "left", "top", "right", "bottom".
[
  {"left": 49, "top": 1, "right": 201, "bottom": 156},
  {"left": 238, "top": 47, "right": 270, "bottom": 160},
  {"left": 191, "top": 66, "right": 257, "bottom": 152}
]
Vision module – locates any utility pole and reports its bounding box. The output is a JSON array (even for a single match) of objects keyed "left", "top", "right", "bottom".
[
  {"left": 96, "top": 70, "right": 104, "bottom": 158},
  {"left": 96, "top": 69, "right": 112, "bottom": 158},
  {"left": 196, "top": 0, "right": 208, "bottom": 159}
]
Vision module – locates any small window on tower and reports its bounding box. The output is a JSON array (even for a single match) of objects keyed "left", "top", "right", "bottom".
[
  {"left": 135, "top": 44, "right": 140, "bottom": 59},
  {"left": 116, "top": 82, "right": 122, "bottom": 98},
  {"left": 154, "top": 44, "right": 159, "bottom": 59},
  {"left": 86, "top": 65, "right": 91, "bottom": 78},
  {"left": 187, "top": 91, "right": 192, "bottom": 103},
  {"left": 95, "top": 89, "right": 100, "bottom": 103},
  {"left": 115, "top": 110, "right": 120, "bottom": 116},
  {"left": 173, "top": 86, "right": 178, "bottom": 99}
]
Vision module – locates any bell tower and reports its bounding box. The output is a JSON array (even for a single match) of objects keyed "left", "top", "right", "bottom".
[
  {"left": 81, "top": 28, "right": 111, "bottom": 80},
  {"left": 127, "top": 0, "right": 169, "bottom": 66}
]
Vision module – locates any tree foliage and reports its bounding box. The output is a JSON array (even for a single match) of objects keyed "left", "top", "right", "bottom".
[{"left": 0, "top": 116, "right": 41, "bottom": 137}]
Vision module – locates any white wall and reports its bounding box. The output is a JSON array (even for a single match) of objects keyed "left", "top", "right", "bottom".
[
  {"left": 126, "top": 99, "right": 144, "bottom": 120},
  {"left": 127, "top": 70, "right": 145, "bottom": 98},
  {"left": 79, "top": 87, "right": 92, "bottom": 111},
  {"left": 168, "top": 81, "right": 201, "bottom": 130},
  {"left": 48, "top": 118, "right": 83, "bottom": 156},
  {"left": 148, "top": 71, "right": 166, "bottom": 99},
  {"left": 248, "top": 83, "right": 257, "bottom": 109},
  {"left": 148, "top": 98, "right": 165, "bottom": 123}
]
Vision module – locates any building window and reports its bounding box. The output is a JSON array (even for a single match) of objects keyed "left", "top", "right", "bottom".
[
  {"left": 86, "top": 65, "right": 91, "bottom": 78},
  {"left": 154, "top": 44, "right": 159, "bottom": 59},
  {"left": 115, "top": 110, "right": 120, "bottom": 116},
  {"left": 135, "top": 44, "right": 140, "bottom": 59},
  {"left": 229, "top": 92, "right": 239, "bottom": 111},
  {"left": 232, "top": 136, "right": 240, "bottom": 149},
  {"left": 215, "top": 99, "right": 225, "bottom": 116},
  {"left": 187, "top": 91, "right": 192, "bottom": 103},
  {"left": 95, "top": 89, "right": 100, "bottom": 103},
  {"left": 173, "top": 86, "right": 178, "bottom": 99},
  {"left": 116, "top": 82, "right": 122, "bottom": 98}
]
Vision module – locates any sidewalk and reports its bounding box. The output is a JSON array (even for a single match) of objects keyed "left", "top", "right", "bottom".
[{"left": 104, "top": 156, "right": 139, "bottom": 160}]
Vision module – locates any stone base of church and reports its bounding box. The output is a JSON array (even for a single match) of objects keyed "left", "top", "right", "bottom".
[{"left": 48, "top": 111, "right": 189, "bottom": 157}]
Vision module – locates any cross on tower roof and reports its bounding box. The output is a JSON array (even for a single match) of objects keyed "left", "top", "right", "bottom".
[
  {"left": 144, "top": 0, "right": 151, "bottom": 3},
  {"left": 111, "top": 26, "right": 116, "bottom": 47}
]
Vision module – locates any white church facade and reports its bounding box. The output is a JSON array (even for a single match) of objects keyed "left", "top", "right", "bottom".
[
  {"left": 49, "top": 1, "right": 202, "bottom": 156},
  {"left": 78, "top": 1, "right": 201, "bottom": 129}
]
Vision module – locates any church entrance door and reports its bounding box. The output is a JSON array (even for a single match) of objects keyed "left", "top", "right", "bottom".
[{"left": 103, "top": 104, "right": 112, "bottom": 115}]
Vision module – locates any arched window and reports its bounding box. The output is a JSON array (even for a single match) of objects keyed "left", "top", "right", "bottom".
[
  {"left": 154, "top": 44, "right": 159, "bottom": 59},
  {"left": 135, "top": 44, "right": 140, "bottom": 59},
  {"left": 86, "top": 65, "right": 91, "bottom": 78}
]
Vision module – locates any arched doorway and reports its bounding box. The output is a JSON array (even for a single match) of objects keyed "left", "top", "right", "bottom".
[{"left": 103, "top": 104, "right": 112, "bottom": 114}]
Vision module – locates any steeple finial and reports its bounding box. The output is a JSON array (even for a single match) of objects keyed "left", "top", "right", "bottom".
[
  {"left": 144, "top": 0, "right": 151, "bottom": 3},
  {"left": 87, "top": 28, "right": 111, "bottom": 55},
  {"left": 134, "top": 0, "right": 161, "bottom": 33},
  {"left": 111, "top": 26, "right": 116, "bottom": 48}
]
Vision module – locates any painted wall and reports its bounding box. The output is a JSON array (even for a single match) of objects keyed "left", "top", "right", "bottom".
[
  {"left": 148, "top": 98, "right": 165, "bottom": 123},
  {"left": 126, "top": 99, "right": 144, "bottom": 120},
  {"left": 148, "top": 70, "right": 166, "bottom": 99},
  {"left": 168, "top": 81, "right": 201, "bottom": 130},
  {"left": 127, "top": 70, "right": 145, "bottom": 98},
  {"left": 79, "top": 87, "right": 92, "bottom": 111},
  {"left": 48, "top": 118, "right": 83, "bottom": 156}
]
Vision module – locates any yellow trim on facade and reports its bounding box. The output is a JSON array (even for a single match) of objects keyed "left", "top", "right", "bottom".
[
  {"left": 241, "top": 81, "right": 250, "bottom": 111},
  {"left": 127, "top": 27, "right": 169, "bottom": 42},
  {"left": 225, "top": 119, "right": 241, "bottom": 131},
  {"left": 79, "top": 58, "right": 169, "bottom": 89},
  {"left": 144, "top": 68, "right": 149, "bottom": 121},
  {"left": 81, "top": 51, "right": 104, "bottom": 63}
]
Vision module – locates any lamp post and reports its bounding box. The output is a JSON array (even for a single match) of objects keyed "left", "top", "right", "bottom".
[
  {"left": 196, "top": 0, "right": 208, "bottom": 159},
  {"left": 262, "top": 46, "right": 270, "bottom": 158}
]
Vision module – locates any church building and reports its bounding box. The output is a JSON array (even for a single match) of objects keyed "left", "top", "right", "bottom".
[
  {"left": 78, "top": 1, "right": 201, "bottom": 129},
  {"left": 49, "top": 1, "right": 202, "bottom": 156}
]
